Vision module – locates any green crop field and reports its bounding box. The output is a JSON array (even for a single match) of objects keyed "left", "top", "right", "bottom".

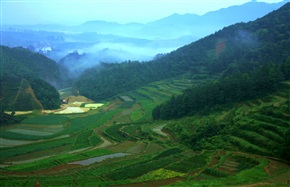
[{"left": 1, "top": 76, "right": 289, "bottom": 187}]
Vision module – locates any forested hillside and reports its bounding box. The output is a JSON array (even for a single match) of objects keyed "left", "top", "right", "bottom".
[
  {"left": 76, "top": 3, "right": 290, "bottom": 102},
  {"left": 152, "top": 59, "right": 290, "bottom": 120},
  {"left": 0, "top": 46, "right": 68, "bottom": 89},
  {"left": 0, "top": 46, "right": 61, "bottom": 110}
]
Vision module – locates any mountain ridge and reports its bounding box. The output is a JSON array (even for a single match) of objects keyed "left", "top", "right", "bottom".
[{"left": 75, "top": 2, "right": 290, "bottom": 101}]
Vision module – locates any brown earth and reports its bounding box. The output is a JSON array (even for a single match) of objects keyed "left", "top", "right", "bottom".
[{"left": 0, "top": 164, "right": 81, "bottom": 176}]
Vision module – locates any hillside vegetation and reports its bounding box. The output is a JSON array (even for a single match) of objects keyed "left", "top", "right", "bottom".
[
  {"left": 0, "top": 3, "right": 290, "bottom": 187},
  {"left": 0, "top": 46, "right": 61, "bottom": 110},
  {"left": 75, "top": 3, "right": 290, "bottom": 102},
  {"left": 0, "top": 74, "right": 289, "bottom": 186}
]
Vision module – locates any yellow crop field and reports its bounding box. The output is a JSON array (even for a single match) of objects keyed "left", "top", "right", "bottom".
[
  {"left": 84, "top": 103, "right": 104, "bottom": 109},
  {"left": 54, "top": 107, "right": 90, "bottom": 114}
]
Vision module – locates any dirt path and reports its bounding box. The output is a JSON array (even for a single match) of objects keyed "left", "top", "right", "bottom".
[{"left": 96, "top": 136, "right": 112, "bottom": 148}]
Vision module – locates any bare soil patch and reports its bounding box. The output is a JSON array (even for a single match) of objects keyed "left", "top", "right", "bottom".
[
  {"left": 107, "top": 141, "right": 135, "bottom": 152},
  {"left": 126, "top": 141, "right": 147, "bottom": 154},
  {"left": 264, "top": 158, "right": 290, "bottom": 176}
]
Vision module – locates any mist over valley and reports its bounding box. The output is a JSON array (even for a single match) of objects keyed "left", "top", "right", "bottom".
[
  {"left": 1, "top": 1, "right": 290, "bottom": 186},
  {"left": 2, "top": 1, "right": 286, "bottom": 79}
]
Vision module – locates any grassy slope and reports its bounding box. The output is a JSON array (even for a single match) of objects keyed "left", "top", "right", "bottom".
[
  {"left": 0, "top": 77, "right": 289, "bottom": 187},
  {"left": 165, "top": 81, "right": 290, "bottom": 159}
]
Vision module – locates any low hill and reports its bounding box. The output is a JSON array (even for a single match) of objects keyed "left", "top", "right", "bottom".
[
  {"left": 0, "top": 46, "right": 66, "bottom": 89},
  {"left": 0, "top": 76, "right": 43, "bottom": 111},
  {"left": 0, "top": 46, "right": 61, "bottom": 110}
]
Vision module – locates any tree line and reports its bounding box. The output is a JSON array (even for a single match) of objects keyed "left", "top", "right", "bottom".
[
  {"left": 152, "top": 58, "right": 290, "bottom": 120},
  {"left": 75, "top": 3, "right": 290, "bottom": 102}
]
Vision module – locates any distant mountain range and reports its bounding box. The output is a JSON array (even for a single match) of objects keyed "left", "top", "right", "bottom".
[
  {"left": 3, "top": 1, "right": 286, "bottom": 39},
  {"left": 0, "top": 0, "right": 288, "bottom": 86},
  {"left": 139, "top": 0, "right": 288, "bottom": 38}
]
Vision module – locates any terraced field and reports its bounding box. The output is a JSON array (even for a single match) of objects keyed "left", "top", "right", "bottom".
[{"left": 0, "top": 77, "right": 289, "bottom": 186}]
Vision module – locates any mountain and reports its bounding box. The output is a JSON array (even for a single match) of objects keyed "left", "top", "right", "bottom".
[
  {"left": 137, "top": 1, "right": 287, "bottom": 39},
  {"left": 0, "top": 46, "right": 62, "bottom": 110},
  {"left": 0, "top": 46, "right": 68, "bottom": 88},
  {"left": 76, "top": 20, "right": 144, "bottom": 35},
  {"left": 75, "top": 3, "right": 290, "bottom": 102},
  {"left": 1, "top": 1, "right": 286, "bottom": 74}
]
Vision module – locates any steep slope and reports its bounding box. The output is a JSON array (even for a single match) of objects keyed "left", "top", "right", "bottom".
[
  {"left": 0, "top": 46, "right": 61, "bottom": 110},
  {"left": 75, "top": 2, "right": 290, "bottom": 102},
  {"left": 0, "top": 76, "right": 43, "bottom": 111},
  {"left": 0, "top": 46, "right": 65, "bottom": 89}
]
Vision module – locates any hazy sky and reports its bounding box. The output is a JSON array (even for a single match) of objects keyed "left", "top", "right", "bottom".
[{"left": 1, "top": 0, "right": 285, "bottom": 25}]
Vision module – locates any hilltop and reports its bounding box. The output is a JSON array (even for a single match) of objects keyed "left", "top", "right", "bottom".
[{"left": 0, "top": 46, "right": 62, "bottom": 111}]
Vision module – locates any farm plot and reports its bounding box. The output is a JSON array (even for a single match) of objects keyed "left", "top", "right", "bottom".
[
  {"left": 6, "top": 129, "right": 53, "bottom": 136},
  {"left": 21, "top": 115, "right": 70, "bottom": 125},
  {"left": 71, "top": 152, "right": 128, "bottom": 166},
  {"left": 0, "top": 138, "right": 34, "bottom": 147},
  {"left": 54, "top": 107, "right": 90, "bottom": 114},
  {"left": 70, "top": 129, "right": 103, "bottom": 150},
  {"left": 83, "top": 103, "right": 104, "bottom": 109},
  {"left": 0, "top": 137, "right": 75, "bottom": 161}
]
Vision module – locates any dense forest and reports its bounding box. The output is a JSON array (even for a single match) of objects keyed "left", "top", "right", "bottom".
[
  {"left": 75, "top": 3, "right": 290, "bottom": 102},
  {"left": 152, "top": 58, "right": 290, "bottom": 120},
  {"left": 0, "top": 46, "right": 61, "bottom": 110}
]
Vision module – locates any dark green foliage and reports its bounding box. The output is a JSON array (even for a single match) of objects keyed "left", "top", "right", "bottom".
[
  {"left": 153, "top": 64, "right": 283, "bottom": 120},
  {"left": 231, "top": 155, "right": 259, "bottom": 171},
  {"left": 89, "top": 134, "right": 102, "bottom": 146},
  {"left": 0, "top": 108, "right": 26, "bottom": 126},
  {"left": 21, "top": 115, "right": 69, "bottom": 125},
  {"left": 103, "top": 124, "right": 127, "bottom": 142},
  {"left": 281, "top": 56, "right": 290, "bottom": 80},
  {"left": 71, "top": 129, "right": 94, "bottom": 150},
  {"left": 0, "top": 46, "right": 65, "bottom": 89},
  {"left": 75, "top": 3, "right": 290, "bottom": 101},
  {"left": 28, "top": 78, "right": 60, "bottom": 109},
  {"left": 153, "top": 148, "right": 183, "bottom": 160},
  {"left": 204, "top": 168, "right": 229, "bottom": 177},
  {"left": 0, "top": 137, "right": 74, "bottom": 161},
  {"left": 106, "top": 157, "right": 173, "bottom": 180},
  {"left": 280, "top": 127, "right": 290, "bottom": 161},
  {"left": 0, "top": 76, "right": 44, "bottom": 111},
  {"left": 0, "top": 46, "right": 61, "bottom": 110},
  {"left": 166, "top": 153, "right": 209, "bottom": 173}
]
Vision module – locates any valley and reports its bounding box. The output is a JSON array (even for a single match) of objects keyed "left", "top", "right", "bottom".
[
  {"left": 1, "top": 2, "right": 290, "bottom": 187},
  {"left": 0, "top": 75, "right": 289, "bottom": 186}
]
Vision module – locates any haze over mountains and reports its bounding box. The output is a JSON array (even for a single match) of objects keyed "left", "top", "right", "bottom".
[
  {"left": 1, "top": 1, "right": 287, "bottom": 76},
  {"left": 1, "top": 2, "right": 290, "bottom": 186}
]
